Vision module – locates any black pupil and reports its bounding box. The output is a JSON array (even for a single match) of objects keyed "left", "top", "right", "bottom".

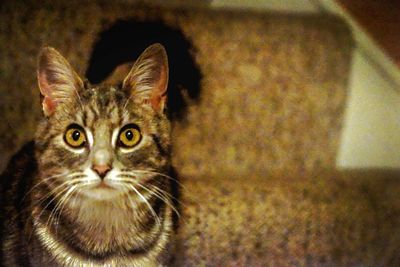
[
  {"left": 125, "top": 130, "right": 133, "bottom": 140},
  {"left": 72, "top": 130, "right": 81, "bottom": 141}
]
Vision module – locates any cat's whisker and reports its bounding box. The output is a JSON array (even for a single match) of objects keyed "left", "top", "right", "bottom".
[
  {"left": 53, "top": 186, "right": 82, "bottom": 234},
  {"left": 115, "top": 176, "right": 184, "bottom": 223},
  {"left": 31, "top": 174, "right": 86, "bottom": 208},
  {"left": 45, "top": 177, "right": 89, "bottom": 232},
  {"left": 141, "top": 170, "right": 201, "bottom": 204},
  {"left": 127, "top": 184, "right": 161, "bottom": 227},
  {"left": 28, "top": 185, "right": 73, "bottom": 243},
  {"left": 49, "top": 185, "right": 77, "bottom": 233},
  {"left": 149, "top": 184, "right": 187, "bottom": 209},
  {"left": 118, "top": 170, "right": 190, "bottom": 206},
  {"left": 146, "top": 184, "right": 190, "bottom": 224},
  {"left": 20, "top": 176, "right": 77, "bottom": 237},
  {"left": 125, "top": 190, "right": 141, "bottom": 219},
  {"left": 127, "top": 169, "right": 185, "bottom": 189},
  {"left": 21, "top": 171, "right": 70, "bottom": 202},
  {"left": 33, "top": 177, "right": 88, "bottom": 225},
  {"left": 133, "top": 182, "right": 181, "bottom": 218},
  {"left": 121, "top": 169, "right": 199, "bottom": 203},
  {"left": 17, "top": 173, "right": 83, "bottom": 221},
  {"left": 47, "top": 187, "right": 71, "bottom": 228}
]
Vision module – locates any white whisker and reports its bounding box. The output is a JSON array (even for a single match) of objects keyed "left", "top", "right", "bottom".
[
  {"left": 149, "top": 184, "right": 187, "bottom": 208},
  {"left": 115, "top": 175, "right": 185, "bottom": 224},
  {"left": 119, "top": 169, "right": 198, "bottom": 204},
  {"left": 33, "top": 176, "right": 87, "bottom": 228},
  {"left": 134, "top": 182, "right": 180, "bottom": 218},
  {"left": 127, "top": 184, "right": 161, "bottom": 227},
  {"left": 22, "top": 171, "right": 70, "bottom": 202},
  {"left": 47, "top": 185, "right": 76, "bottom": 231}
]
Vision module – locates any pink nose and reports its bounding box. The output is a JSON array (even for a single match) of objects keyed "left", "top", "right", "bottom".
[{"left": 92, "top": 164, "right": 111, "bottom": 179}]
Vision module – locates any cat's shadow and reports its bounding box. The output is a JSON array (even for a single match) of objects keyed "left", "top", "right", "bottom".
[{"left": 85, "top": 19, "right": 203, "bottom": 120}]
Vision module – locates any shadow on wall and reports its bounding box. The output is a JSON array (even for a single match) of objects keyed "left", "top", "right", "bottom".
[{"left": 86, "top": 20, "right": 203, "bottom": 119}]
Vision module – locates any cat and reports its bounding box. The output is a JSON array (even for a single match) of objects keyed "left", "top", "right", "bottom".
[{"left": 0, "top": 43, "right": 177, "bottom": 266}]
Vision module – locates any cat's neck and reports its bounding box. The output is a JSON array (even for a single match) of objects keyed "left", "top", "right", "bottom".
[
  {"left": 30, "top": 217, "right": 164, "bottom": 267},
  {"left": 30, "top": 190, "right": 169, "bottom": 261}
]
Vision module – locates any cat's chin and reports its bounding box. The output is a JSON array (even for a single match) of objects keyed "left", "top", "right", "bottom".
[{"left": 80, "top": 181, "right": 128, "bottom": 201}]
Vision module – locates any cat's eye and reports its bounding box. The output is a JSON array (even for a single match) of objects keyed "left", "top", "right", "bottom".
[
  {"left": 118, "top": 124, "right": 141, "bottom": 148},
  {"left": 64, "top": 125, "right": 87, "bottom": 148}
]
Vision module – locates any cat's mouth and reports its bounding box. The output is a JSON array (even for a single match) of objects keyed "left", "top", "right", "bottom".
[
  {"left": 94, "top": 180, "right": 114, "bottom": 189},
  {"left": 81, "top": 179, "right": 128, "bottom": 200}
]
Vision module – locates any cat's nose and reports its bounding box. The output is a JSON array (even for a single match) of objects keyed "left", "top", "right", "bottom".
[{"left": 92, "top": 164, "right": 111, "bottom": 179}]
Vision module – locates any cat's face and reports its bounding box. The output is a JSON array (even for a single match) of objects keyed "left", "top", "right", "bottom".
[{"left": 34, "top": 44, "right": 170, "bottom": 202}]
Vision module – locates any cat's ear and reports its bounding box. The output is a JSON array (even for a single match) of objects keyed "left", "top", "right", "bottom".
[
  {"left": 37, "top": 46, "right": 83, "bottom": 116},
  {"left": 122, "top": 43, "right": 169, "bottom": 113}
]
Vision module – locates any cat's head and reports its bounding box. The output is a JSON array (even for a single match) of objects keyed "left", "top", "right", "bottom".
[{"left": 34, "top": 44, "right": 171, "bottom": 201}]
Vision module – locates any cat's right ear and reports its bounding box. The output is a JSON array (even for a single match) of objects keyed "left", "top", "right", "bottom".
[
  {"left": 122, "top": 43, "right": 169, "bottom": 113},
  {"left": 37, "top": 47, "right": 83, "bottom": 116}
]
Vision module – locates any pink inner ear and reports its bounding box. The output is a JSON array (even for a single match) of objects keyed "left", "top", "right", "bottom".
[
  {"left": 38, "top": 71, "right": 57, "bottom": 116},
  {"left": 42, "top": 96, "right": 57, "bottom": 116},
  {"left": 150, "top": 65, "right": 168, "bottom": 111},
  {"left": 150, "top": 95, "right": 164, "bottom": 111},
  {"left": 38, "top": 71, "right": 52, "bottom": 96}
]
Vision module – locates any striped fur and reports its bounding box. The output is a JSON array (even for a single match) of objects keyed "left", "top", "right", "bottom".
[{"left": 0, "top": 44, "right": 176, "bottom": 266}]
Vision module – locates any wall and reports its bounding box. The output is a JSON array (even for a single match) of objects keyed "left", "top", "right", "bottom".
[{"left": 337, "top": 50, "right": 400, "bottom": 168}]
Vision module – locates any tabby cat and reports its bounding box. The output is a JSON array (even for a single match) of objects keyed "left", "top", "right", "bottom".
[{"left": 0, "top": 43, "right": 177, "bottom": 266}]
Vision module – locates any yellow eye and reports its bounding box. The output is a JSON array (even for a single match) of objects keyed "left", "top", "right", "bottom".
[
  {"left": 118, "top": 125, "right": 141, "bottom": 148},
  {"left": 64, "top": 125, "right": 86, "bottom": 148}
]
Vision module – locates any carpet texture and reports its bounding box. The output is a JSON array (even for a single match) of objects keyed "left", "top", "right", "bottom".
[{"left": 174, "top": 170, "right": 400, "bottom": 266}]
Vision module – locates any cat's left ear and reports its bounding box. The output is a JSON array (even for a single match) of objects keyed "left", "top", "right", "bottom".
[
  {"left": 122, "top": 43, "right": 169, "bottom": 113},
  {"left": 37, "top": 46, "right": 84, "bottom": 116}
]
